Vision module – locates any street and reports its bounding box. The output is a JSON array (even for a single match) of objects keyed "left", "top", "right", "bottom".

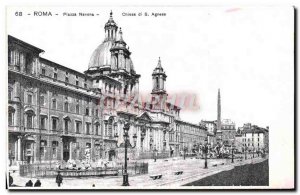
[
  {"left": 9, "top": 156, "right": 267, "bottom": 189},
  {"left": 184, "top": 159, "right": 269, "bottom": 186}
]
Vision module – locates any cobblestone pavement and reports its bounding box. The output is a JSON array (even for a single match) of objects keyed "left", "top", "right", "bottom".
[{"left": 8, "top": 156, "right": 267, "bottom": 189}]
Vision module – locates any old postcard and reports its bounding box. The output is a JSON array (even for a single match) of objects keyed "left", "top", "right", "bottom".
[{"left": 6, "top": 6, "right": 294, "bottom": 190}]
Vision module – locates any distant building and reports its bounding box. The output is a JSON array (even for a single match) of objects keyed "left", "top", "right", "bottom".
[
  {"left": 239, "top": 123, "right": 269, "bottom": 153},
  {"left": 176, "top": 121, "right": 207, "bottom": 155},
  {"left": 221, "top": 119, "right": 236, "bottom": 146},
  {"left": 201, "top": 120, "right": 217, "bottom": 146},
  {"left": 217, "top": 89, "right": 221, "bottom": 132},
  {"left": 201, "top": 120, "right": 216, "bottom": 134},
  {"left": 234, "top": 130, "right": 243, "bottom": 152},
  {"left": 216, "top": 130, "right": 223, "bottom": 144}
]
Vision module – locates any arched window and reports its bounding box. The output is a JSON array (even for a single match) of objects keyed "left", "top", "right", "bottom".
[
  {"left": 52, "top": 99, "right": 57, "bottom": 110},
  {"left": 86, "top": 122, "right": 90, "bottom": 135},
  {"left": 40, "top": 140, "right": 47, "bottom": 158},
  {"left": 75, "top": 121, "right": 81, "bottom": 134},
  {"left": 52, "top": 141, "right": 59, "bottom": 158},
  {"left": 8, "top": 87, "right": 13, "bottom": 101},
  {"left": 115, "top": 56, "right": 118, "bottom": 69},
  {"left": 104, "top": 122, "right": 108, "bottom": 136},
  {"left": 156, "top": 77, "right": 159, "bottom": 89},
  {"left": 40, "top": 115, "right": 47, "bottom": 129},
  {"left": 25, "top": 54, "right": 33, "bottom": 74},
  {"left": 76, "top": 104, "right": 80, "bottom": 114},
  {"left": 8, "top": 49, "right": 12, "bottom": 65},
  {"left": 26, "top": 110, "right": 35, "bottom": 129},
  {"left": 63, "top": 116, "right": 70, "bottom": 134},
  {"left": 8, "top": 106, "right": 15, "bottom": 126},
  {"left": 64, "top": 102, "right": 69, "bottom": 112},
  {"left": 124, "top": 85, "right": 128, "bottom": 95},
  {"left": 40, "top": 95, "right": 45, "bottom": 106},
  {"left": 108, "top": 118, "right": 113, "bottom": 137},
  {"left": 27, "top": 93, "right": 33, "bottom": 105},
  {"left": 95, "top": 123, "right": 100, "bottom": 135},
  {"left": 85, "top": 108, "right": 89, "bottom": 116}
]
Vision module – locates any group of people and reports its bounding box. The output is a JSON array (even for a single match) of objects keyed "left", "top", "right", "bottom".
[
  {"left": 9, "top": 171, "right": 63, "bottom": 187},
  {"left": 24, "top": 172, "right": 63, "bottom": 187},
  {"left": 25, "top": 179, "right": 42, "bottom": 187}
]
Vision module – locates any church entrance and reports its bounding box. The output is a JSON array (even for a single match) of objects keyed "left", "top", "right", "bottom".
[
  {"left": 108, "top": 150, "right": 115, "bottom": 161},
  {"left": 63, "top": 151, "right": 70, "bottom": 161},
  {"left": 170, "top": 150, "right": 174, "bottom": 157},
  {"left": 26, "top": 156, "right": 31, "bottom": 164},
  {"left": 62, "top": 137, "right": 74, "bottom": 162}
]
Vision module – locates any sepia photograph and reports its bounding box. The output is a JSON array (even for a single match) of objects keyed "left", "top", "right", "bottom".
[{"left": 5, "top": 6, "right": 294, "bottom": 190}]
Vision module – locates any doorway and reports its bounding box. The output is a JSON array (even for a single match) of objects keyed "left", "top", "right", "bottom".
[
  {"left": 108, "top": 150, "right": 115, "bottom": 161},
  {"left": 63, "top": 151, "right": 70, "bottom": 161},
  {"left": 170, "top": 150, "right": 174, "bottom": 157}
]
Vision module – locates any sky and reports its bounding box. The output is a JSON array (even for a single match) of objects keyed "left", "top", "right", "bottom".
[{"left": 6, "top": 6, "right": 294, "bottom": 130}]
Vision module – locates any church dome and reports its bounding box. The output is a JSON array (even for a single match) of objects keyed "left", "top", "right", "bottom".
[
  {"left": 88, "top": 41, "right": 113, "bottom": 69},
  {"left": 87, "top": 11, "right": 135, "bottom": 73}
]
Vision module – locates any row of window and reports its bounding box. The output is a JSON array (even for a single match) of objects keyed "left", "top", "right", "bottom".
[
  {"left": 222, "top": 125, "right": 235, "bottom": 130},
  {"left": 52, "top": 100, "right": 99, "bottom": 116},
  {"left": 43, "top": 117, "right": 100, "bottom": 135},
  {"left": 41, "top": 67, "right": 88, "bottom": 88},
  {"left": 8, "top": 111, "right": 100, "bottom": 135},
  {"left": 242, "top": 138, "right": 260, "bottom": 142},
  {"left": 26, "top": 90, "right": 96, "bottom": 106},
  {"left": 22, "top": 92, "right": 99, "bottom": 116},
  {"left": 243, "top": 143, "right": 260, "bottom": 147},
  {"left": 181, "top": 126, "right": 206, "bottom": 135},
  {"left": 242, "top": 133, "right": 262, "bottom": 137}
]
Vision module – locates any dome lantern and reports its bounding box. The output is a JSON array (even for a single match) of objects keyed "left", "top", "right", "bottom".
[{"left": 104, "top": 11, "right": 118, "bottom": 41}]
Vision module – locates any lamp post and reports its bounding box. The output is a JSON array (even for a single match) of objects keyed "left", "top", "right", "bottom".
[
  {"left": 122, "top": 123, "right": 129, "bottom": 186},
  {"left": 183, "top": 146, "right": 187, "bottom": 160},
  {"left": 204, "top": 137, "right": 208, "bottom": 169},
  {"left": 153, "top": 147, "right": 158, "bottom": 162},
  {"left": 121, "top": 122, "right": 137, "bottom": 186},
  {"left": 231, "top": 144, "right": 234, "bottom": 163},
  {"left": 8, "top": 149, "right": 14, "bottom": 166}
]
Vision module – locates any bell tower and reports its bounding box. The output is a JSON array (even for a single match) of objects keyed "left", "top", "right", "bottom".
[{"left": 151, "top": 57, "right": 167, "bottom": 95}]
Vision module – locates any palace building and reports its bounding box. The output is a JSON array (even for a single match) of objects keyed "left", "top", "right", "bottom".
[{"left": 8, "top": 11, "right": 207, "bottom": 165}]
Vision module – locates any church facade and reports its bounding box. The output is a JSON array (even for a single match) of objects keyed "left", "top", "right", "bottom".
[{"left": 7, "top": 12, "right": 207, "bottom": 165}]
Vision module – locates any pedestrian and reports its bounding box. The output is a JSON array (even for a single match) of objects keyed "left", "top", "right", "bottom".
[
  {"left": 56, "top": 171, "right": 63, "bottom": 187},
  {"left": 25, "top": 180, "right": 33, "bottom": 187},
  {"left": 34, "top": 179, "right": 41, "bottom": 187},
  {"left": 9, "top": 173, "right": 13, "bottom": 186}
]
